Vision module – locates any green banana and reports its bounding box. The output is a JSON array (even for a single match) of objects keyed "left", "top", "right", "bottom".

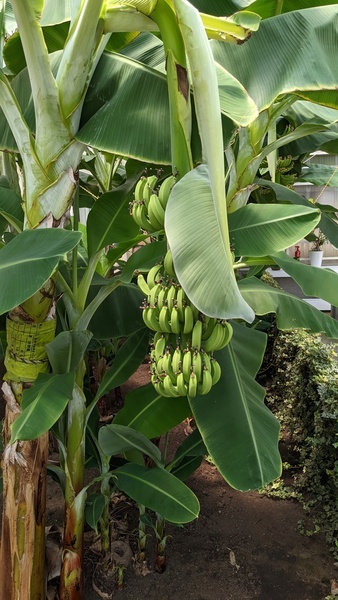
[
  {"left": 172, "top": 346, "right": 182, "bottom": 374},
  {"left": 143, "top": 175, "right": 158, "bottom": 208},
  {"left": 166, "top": 284, "right": 177, "bottom": 312},
  {"left": 153, "top": 331, "right": 163, "bottom": 346},
  {"left": 192, "top": 350, "right": 203, "bottom": 382},
  {"left": 183, "top": 304, "right": 194, "bottom": 334},
  {"left": 145, "top": 306, "right": 162, "bottom": 332},
  {"left": 157, "top": 286, "right": 167, "bottom": 311},
  {"left": 136, "top": 202, "right": 153, "bottom": 231},
  {"left": 202, "top": 322, "right": 225, "bottom": 353},
  {"left": 191, "top": 320, "right": 203, "bottom": 350},
  {"left": 176, "top": 288, "right": 186, "bottom": 321},
  {"left": 151, "top": 375, "right": 167, "bottom": 397},
  {"left": 149, "top": 282, "right": 161, "bottom": 307},
  {"left": 176, "top": 372, "right": 188, "bottom": 396},
  {"left": 159, "top": 306, "right": 171, "bottom": 333},
  {"left": 217, "top": 321, "right": 233, "bottom": 350},
  {"left": 170, "top": 306, "right": 181, "bottom": 334},
  {"left": 210, "top": 358, "right": 222, "bottom": 385},
  {"left": 201, "top": 317, "right": 217, "bottom": 341},
  {"left": 163, "top": 374, "right": 180, "bottom": 397},
  {"left": 147, "top": 264, "right": 162, "bottom": 289},
  {"left": 155, "top": 336, "right": 166, "bottom": 360},
  {"left": 158, "top": 174, "right": 175, "bottom": 210},
  {"left": 163, "top": 249, "right": 175, "bottom": 277},
  {"left": 148, "top": 193, "right": 164, "bottom": 230},
  {"left": 134, "top": 177, "right": 147, "bottom": 202},
  {"left": 188, "top": 372, "right": 198, "bottom": 398},
  {"left": 137, "top": 274, "right": 151, "bottom": 297},
  {"left": 201, "top": 350, "right": 212, "bottom": 372},
  {"left": 182, "top": 349, "right": 192, "bottom": 381},
  {"left": 198, "top": 367, "right": 213, "bottom": 395}
]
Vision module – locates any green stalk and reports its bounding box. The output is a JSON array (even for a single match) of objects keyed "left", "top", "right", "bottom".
[
  {"left": 60, "top": 373, "right": 87, "bottom": 600},
  {"left": 10, "top": 0, "right": 71, "bottom": 165},
  {"left": 275, "top": 0, "right": 284, "bottom": 16},
  {"left": 151, "top": 0, "right": 193, "bottom": 178},
  {"left": 56, "top": 0, "right": 106, "bottom": 125}
]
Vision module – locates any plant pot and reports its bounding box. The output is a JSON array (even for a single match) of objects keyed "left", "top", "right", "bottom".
[{"left": 309, "top": 250, "right": 323, "bottom": 267}]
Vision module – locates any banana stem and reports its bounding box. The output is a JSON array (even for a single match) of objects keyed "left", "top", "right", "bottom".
[{"left": 151, "top": 0, "right": 193, "bottom": 178}]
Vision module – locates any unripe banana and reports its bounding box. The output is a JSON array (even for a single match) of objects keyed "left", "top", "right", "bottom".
[
  {"left": 176, "top": 371, "right": 188, "bottom": 396},
  {"left": 183, "top": 304, "right": 194, "bottom": 334},
  {"left": 172, "top": 346, "right": 182, "bottom": 374},
  {"left": 134, "top": 177, "right": 147, "bottom": 203},
  {"left": 147, "top": 264, "right": 162, "bottom": 289},
  {"left": 159, "top": 306, "right": 171, "bottom": 333},
  {"left": 198, "top": 367, "right": 213, "bottom": 395},
  {"left": 188, "top": 372, "right": 198, "bottom": 398},
  {"left": 153, "top": 331, "right": 163, "bottom": 345},
  {"left": 182, "top": 349, "right": 192, "bottom": 381},
  {"left": 201, "top": 350, "right": 212, "bottom": 372},
  {"left": 189, "top": 302, "right": 199, "bottom": 321},
  {"left": 136, "top": 202, "right": 153, "bottom": 231},
  {"left": 143, "top": 175, "right": 158, "bottom": 207},
  {"left": 170, "top": 306, "right": 181, "bottom": 334},
  {"left": 163, "top": 374, "right": 180, "bottom": 397},
  {"left": 148, "top": 193, "right": 164, "bottom": 230},
  {"left": 157, "top": 286, "right": 167, "bottom": 311},
  {"left": 137, "top": 274, "right": 151, "bottom": 297},
  {"left": 155, "top": 336, "right": 166, "bottom": 360},
  {"left": 210, "top": 358, "right": 222, "bottom": 385},
  {"left": 163, "top": 249, "right": 175, "bottom": 277},
  {"left": 176, "top": 288, "right": 185, "bottom": 321},
  {"left": 202, "top": 322, "right": 224, "bottom": 353},
  {"left": 201, "top": 317, "right": 217, "bottom": 341},
  {"left": 191, "top": 320, "right": 203, "bottom": 350},
  {"left": 149, "top": 282, "right": 161, "bottom": 307},
  {"left": 158, "top": 175, "right": 175, "bottom": 210},
  {"left": 216, "top": 321, "right": 233, "bottom": 350},
  {"left": 192, "top": 350, "right": 203, "bottom": 382},
  {"left": 166, "top": 284, "right": 177, "bottom": 312},
  {"left": 151, "top": 375, "right": 166, "bottom": 397},
  {"left": 144, "top": 307, "right": 161, "bottom": 332}
]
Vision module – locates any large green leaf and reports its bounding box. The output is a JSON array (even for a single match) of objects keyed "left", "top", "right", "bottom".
[
  {"left": 94, "top": 328, "right": 150, "bottom": 401},
  {"left": 88, "top": 283, "right": 145, "bottom": 339},
  {"left": 113, "top": 463, "right": 200, "bottom": 523},
  {"left": 46, "top": 330, "right": 93, "bottom": 374},
  {"left": 212, "top": 6, "right": 338, "bottom": 111},
  {"left": 10, "top": 372, "right": 74, "bottom": 442},
  {"left": 239, "top": 276, "right": 338, "bottom": 338},
  {"left": 300, "top": 163, "right": 338, "bottom": 187},
  {"left": 114, "top": 383, "right": 190, "bottom": 438},
  {"left": 87, "top": 179, "right": 141, "bottom": 257},
  {"left": 256, "top": 179, "right": 338, "bottom": 248},
  {"left": 0, "top": 183, "right": 24, "bottom": 233},
  {"left": 99, "top": 423, "right": 162, "bottom": 466},
  {"left": 168, "top": 428, "right": 207, "bottom": 470},
  {"left": 190, "top": 323, "right": 281, "bottom": 490},
  {"left": 0, "top": 229, "right": 81, "bottom": 314},
  {"left": 166, "top": 164, "right": 254, "bottom": 321},
  {"left": 77, "top": 47, "right": 171, "bottom": 164},
  {"left": 272, "top": 251, "right": 338, "bottom": 307},
  {"left": 228, "top": 204, "right": 320, "bottom": 256}
]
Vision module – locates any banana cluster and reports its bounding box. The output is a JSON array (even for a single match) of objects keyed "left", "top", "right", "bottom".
[
  {"left": 138, "top": 252, "right": 233, "bottom": 397},
  {"left": 149, "top": 332, "right": 222, "bottom": 398},
  {"left": 130, "top": 174, "right": 175, "bottom": 233}
]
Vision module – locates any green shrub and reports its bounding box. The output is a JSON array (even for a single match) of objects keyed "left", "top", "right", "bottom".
[{"left": 260, "top": 329, "right": 338, "bottom": 557}]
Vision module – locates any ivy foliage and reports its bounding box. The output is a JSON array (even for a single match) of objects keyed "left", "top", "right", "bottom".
[{"left": 260, "top": 328, "right": 338, "bottom": 558}]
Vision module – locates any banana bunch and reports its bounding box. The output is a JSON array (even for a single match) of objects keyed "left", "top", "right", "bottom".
[
  {"left": 149, "top": 332, "right": 222, "bottom": 398},
  {"left": 130, "top": 174, "right": 175, "bottom": 233},
  {"left": 138, "top": 250, "right": 233, "bottom": 398}
]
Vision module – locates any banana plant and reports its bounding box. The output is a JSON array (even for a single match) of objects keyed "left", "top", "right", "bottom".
[{"left": 1, "top": 1, "right": 338, "bottom": 599}]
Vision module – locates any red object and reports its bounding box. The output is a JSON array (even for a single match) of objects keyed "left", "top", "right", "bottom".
[{"left": 294, "top": 245, "right": 301, "bottom": 260}]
